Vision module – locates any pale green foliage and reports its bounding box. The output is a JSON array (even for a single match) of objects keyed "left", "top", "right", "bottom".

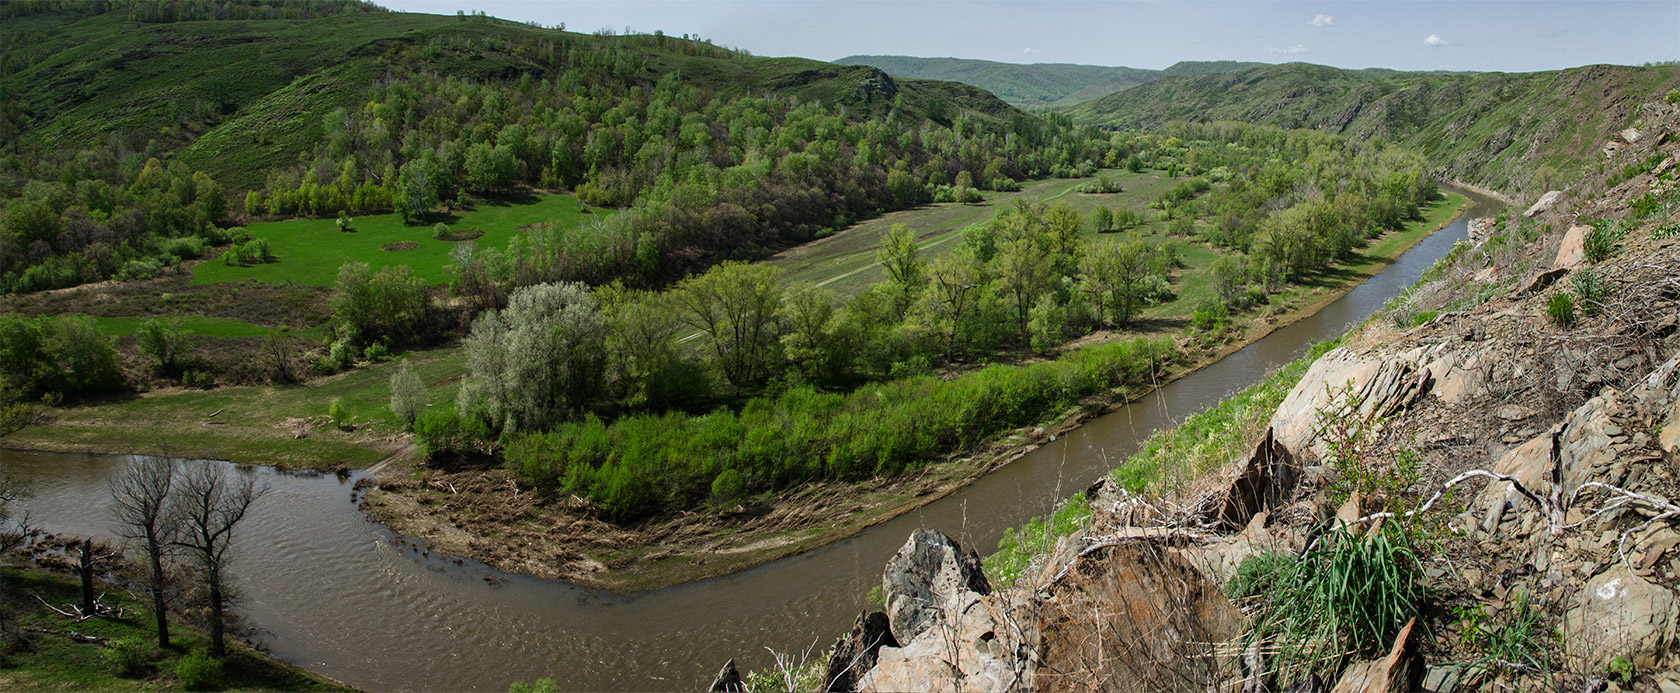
[
  {"left": 912, "top": 250, "right": 987, "bottom": 361},
  {"left": 1079, "top": 235, "right": 1168, "bottom": 326},
  {"left": 458, "top": 282, "right": 606, "bottom": 432},
  {"left": 1028, "top": 293, "right": 1067, "bottom": 354},
  {"left": 389, "top": 359, "right": 427, "bottom": 428},
  {"left": 596, "top": 282, "right": 687, "bottom": 407},
  {"left": 876, "top": 223, "right": 925, "bottom": 318}
]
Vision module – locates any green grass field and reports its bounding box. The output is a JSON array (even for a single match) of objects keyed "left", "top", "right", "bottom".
[
  {"left": 767, "top": 169, "right": 1179, "bottom": 298},
  {"left": 192, "top": 193, "right": 605, "bottom": 287}
]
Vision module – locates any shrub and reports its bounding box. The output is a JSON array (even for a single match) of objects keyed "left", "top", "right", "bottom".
[
  {"left": 1235, "top": 523, "right": 1426, "bottom": 682},
  {"left": 1570, "top": 268, "right": 1606, "bottom": 314},
  {"left": 362, "top": 341, "right": 392, "bottom": 362},
  {"left": 118, "top": 258, "right": 164, "bottom": 280},
  {"left": 432, "top": 222, "right": 450, "bottom": 240},
  {"left": 175, "top": 648, "right": 224, "bottom": 691},
  {"left": 1667, "top": 88, "right": 1680, "bottom": 105},
  {"left": 1584, "top": 218, "right": 1627, "bottom": 263},
  {"left": 413, "top": 408, "right": 492, "bottom": 459},
  {"left": 327, "top": 397, "right": 351, "bottom": 427},
  {"left": 389, "top": 359, "right": 427, "bottom": 428},
  {"left": 138, "top": 317, "right": 191, "bottom": 376},
  {"left": 103, "top": 637, "right": 152, "bottom": 677},
  {"left": 337, "top": 210, "right": 353, "bottom": 231},
  {"left": 1547, "top": 291, "right": 1575, "bottom": 328},
  {"left": 1191, "top": 299, "right": 1230, "bottom": 332}
]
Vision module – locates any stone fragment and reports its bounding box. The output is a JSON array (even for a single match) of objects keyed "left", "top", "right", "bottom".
[
  {"left": 1330, "top": 618, "right": 1420, "bottom": 693},
  {"left": 1523, "top": 190, "right": 1563, "bottom": 217},
  {"left": 1554, "top": 225, "right": 1591, "bottom": 269},
  {"left": 1564, "top": 567, "right": 1678, "bottom": 669}
]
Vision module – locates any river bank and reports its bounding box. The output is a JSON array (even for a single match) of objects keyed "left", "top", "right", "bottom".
[
  {"left": 359, "top": 190, "right": 1474, "bottom": 594},
  {"left": 0, "top": 186, "right": 1483, "bottom": 691}
]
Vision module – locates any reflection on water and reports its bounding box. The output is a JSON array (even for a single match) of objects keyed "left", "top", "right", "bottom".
[{"left": 0, "top": 189, "right": 1489, "bottom": 691}]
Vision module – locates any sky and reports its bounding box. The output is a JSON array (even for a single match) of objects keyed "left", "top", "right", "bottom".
[{"left": 380, "top": 1, "right": 1680, "bottom": 73}]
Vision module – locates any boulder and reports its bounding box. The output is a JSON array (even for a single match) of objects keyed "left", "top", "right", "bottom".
[
  {"left": 709, "top": 659, "right": 744, "bottom": 692},
  {"left": 1034, "top": 542, "right": 1244, "bottom": 692},
  {"left": 1523, "top": 191, "right": 1563, "bottom": 217},
  {"left": 1620, "top": 128, "right": 1643, "bottom": 144},
  {"left": 823, "top": 611, "right": 898, "bottom": 692},
  {"left": 1519, "top": 267, "right": 1569, "bottom": 297},
  {"left": 1270, "top": 348, "right": 1433, "bottom": 458},
  {"left": 860, "top": 591, "right": 1023, "bottom": 693},
  {"left": 881, "top": 529, "right": 990, "bottom": 645},
  {"left": 1330, "top": 618, "right": 1420, "bottom": 693},
  {"left": 1564, "top": 567, "right": 1678, "bottom": 669},
  {"left": 1554, "top": 225, "right": 1592, "bottom": 270},
  {"left": 1211, "top": 426, "right": 1302, "bottom": 530}
]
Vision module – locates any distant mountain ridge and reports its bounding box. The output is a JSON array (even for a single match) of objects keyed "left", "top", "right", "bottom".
[
  {"left": 1065, "top": 61, "right": 1680, "bottom": 195},
  {"left": 833, "top": 56, "right": 1261, "bottom": 107}
]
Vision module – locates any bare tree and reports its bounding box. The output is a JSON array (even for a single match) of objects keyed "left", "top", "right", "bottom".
[
  {"left": 110, "top": 457, "right": 177, "bottom": 649},
  {"left": 171, "top": 461, "right": 263, "bottom": 658}
]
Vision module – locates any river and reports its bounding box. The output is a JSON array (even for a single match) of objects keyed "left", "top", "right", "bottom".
[{"left": 0, "top": 188, "right": 1492, "bottom": 691}]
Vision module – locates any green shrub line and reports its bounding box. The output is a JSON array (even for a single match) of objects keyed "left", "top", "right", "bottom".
[{"left": 493, "top": 336, "right": 1178, "bottom": 520}]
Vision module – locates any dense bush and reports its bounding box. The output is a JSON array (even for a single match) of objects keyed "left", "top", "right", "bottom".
[
  {"left": 0, "top": 313, "right": 124, "bottom": 401},
  {"left": 503, "top": 336, "right": 1176, "bottom": 519},
  {"left": 174, "top": 648, "right": 224, "bottom": 691}
]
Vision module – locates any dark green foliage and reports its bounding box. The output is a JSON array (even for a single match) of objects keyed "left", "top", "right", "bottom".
[
  {"left": 504, "top": 337, "right": 1176, "bottom": 520},
  {"left": 1547, "top": 292, "right": 1576, "bottom": 328},
  {"left": 0, "top": 313, "right": 124, "bottom": 401},
  {"left": 329, "top": 261, "right": 436, "bottom": 347},
  {"left": 413, "top": 407, "right": 493, "bottom": 459},
  {"left": 103, "top": 637, "right": 154, "bottom": 678}
]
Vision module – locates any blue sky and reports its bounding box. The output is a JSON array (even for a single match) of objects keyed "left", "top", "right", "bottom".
[{"left": 382, "top": 1, "right": 1680, "bottom": 72}]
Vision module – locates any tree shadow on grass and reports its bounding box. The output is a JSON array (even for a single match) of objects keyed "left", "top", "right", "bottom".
[{"left": 475, "top": 191, "right": 541, "bottom": 207}]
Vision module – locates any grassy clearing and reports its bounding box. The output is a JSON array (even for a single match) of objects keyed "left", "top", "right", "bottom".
[
  {"left": 3, "top": 346, "right": 464, "bottom": 469},
  {"left": 192, "top": 193, "right": 603, "bottom": 287},
  {"left": 0, "top": 564, "right": 347, "bottom": 691},
  {"left": 767, "top": 169, "right": 1179, "bottom": 299}
]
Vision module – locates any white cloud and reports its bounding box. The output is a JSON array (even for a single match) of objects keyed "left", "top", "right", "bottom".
[
  {"left": 1309, "top": 14, "right": 1335, "bottom": 28},
  {"left": 1424, "top": 34, "right": 1451, "bottom": 47},
  {"left": 1022, "top": 46, "right": 1040, "bottom": 54},
  {"left": 1265, "top": 44, "right": 1312, "bottom": 56}
]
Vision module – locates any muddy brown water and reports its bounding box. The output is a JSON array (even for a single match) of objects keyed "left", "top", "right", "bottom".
[{"left": 0, "top": 189, "right": 1492, "bottom": 691}]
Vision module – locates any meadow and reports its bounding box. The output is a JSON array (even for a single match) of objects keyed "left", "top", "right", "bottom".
[{"left": 192, "top": 193, "right": 604, "bottom": 287}]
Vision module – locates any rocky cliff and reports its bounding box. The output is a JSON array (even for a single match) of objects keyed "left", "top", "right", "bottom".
[{"left": 736, "top": 99, "right": 1680, "bottom": 692}]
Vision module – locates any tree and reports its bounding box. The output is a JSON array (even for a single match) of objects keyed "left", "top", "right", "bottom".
[
  {"left": 916, "top": 251, "right": 985, "bottom": 362},
  {"left": 993, "top": 233, "right": 1050, "bottom": 339},
  {"left": 458, "top": 282, "right": 605, "bottom": 431},
  {"left": 394, "top": 154, "right": 439, "bottom": 223},
  {"left": 876, "top": 223, "right": 924, "bottom": 319},
  {"left": 778, "top": 282, "right": 846, "bottom": 384},
  {"left": 138, "top": 317, "right": 191, "bottom": 377},
  {"left": 1080, "top": 236, "right": 1164, "bottom": 327},
  {"left": 389, "top": 360, "right": 427, "bottom": 428},
  {"left": 671, "top": 262, "right": 784, "bottom": 388},
  {"left": 171, "top": 461, "right": 263, "bottom": 659},
  {"left": 597, "top": 284, "right": 687, "bottom": 407},
  {"left": 111, "top": 456, "right": 178, "bottom": 649}
]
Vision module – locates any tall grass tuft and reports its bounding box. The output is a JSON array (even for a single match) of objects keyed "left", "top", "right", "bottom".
[{"left": 1231, "top": 521, "right": 1427, "bottom": 683}]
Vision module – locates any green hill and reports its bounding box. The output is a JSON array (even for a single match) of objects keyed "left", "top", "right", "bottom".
[
  {"left": 1065, "top": 61, "right": 1680, "bottom": 194},
  {"left": 834, "top": 55, "right": 1158, "bottom": 107},
  {"left": 4, "top": 6, "right": 1017, "bottom": 191},
  {"left": 833, "top": 56, "right": 1265, "bottom": 108},
  {"left": 3, "top": 2, "right": 1101, "bottom": 293}
]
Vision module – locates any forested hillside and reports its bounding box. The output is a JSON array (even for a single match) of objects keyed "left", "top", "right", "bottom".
[
  {"left": 1065, "top": 61, "right": 1680, "bottom": 195},
  {"left": 834, "top": 56, "right": 1263, "bottom": 108},
  {"left": 0, "top": 0, "right": 1108, "bottom": 294}
]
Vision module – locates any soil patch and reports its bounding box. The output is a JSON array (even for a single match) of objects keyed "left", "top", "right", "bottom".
[{"left": 382, "top": 241, "right": 420, "bottom": 251}]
